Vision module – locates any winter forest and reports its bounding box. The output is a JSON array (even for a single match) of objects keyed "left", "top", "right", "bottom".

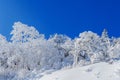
[{"left": 0, "top": 22, "right": 120, "bottom": 79}]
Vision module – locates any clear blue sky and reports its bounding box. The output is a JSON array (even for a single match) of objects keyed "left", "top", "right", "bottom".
[{"left": 0, "top": 0, "right": 120, "bottom": 39}]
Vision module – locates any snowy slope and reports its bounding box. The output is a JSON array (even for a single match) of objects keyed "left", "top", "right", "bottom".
[{"left": 33, "top": 62, "right": 120, "bottom": 80}]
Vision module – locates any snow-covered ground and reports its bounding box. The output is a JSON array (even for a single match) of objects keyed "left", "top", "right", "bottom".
[{"left": 31, "top": 61, "right": 120, "bottom": 80}]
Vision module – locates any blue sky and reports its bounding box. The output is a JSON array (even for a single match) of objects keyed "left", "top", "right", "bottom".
[{"left": 0, "top": 0, "right": 120, "bottom": 39}]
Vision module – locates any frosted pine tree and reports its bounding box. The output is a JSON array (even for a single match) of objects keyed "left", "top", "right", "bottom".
[{"left": 100, "top": 29, "right": 110, "bottom": 61}]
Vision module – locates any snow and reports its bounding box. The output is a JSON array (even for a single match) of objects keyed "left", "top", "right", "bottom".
[
  {"left": 33, "top": 62, "right": 120, "bottom": 80},
  {"left": 0, "top": 22, "right": 120, "bottom": 80}
]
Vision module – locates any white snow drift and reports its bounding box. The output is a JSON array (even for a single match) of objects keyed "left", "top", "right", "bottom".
[{"left": 38, "top": 62, "right": 120, "bottom": 80}]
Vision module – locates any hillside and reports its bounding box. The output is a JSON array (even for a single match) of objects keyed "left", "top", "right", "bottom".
[
  {"left": 0, "top": 22, "right": 120, "bottom": 80},
  {"left": 32, "top": 61, "right": 120, "bottom": 80}
]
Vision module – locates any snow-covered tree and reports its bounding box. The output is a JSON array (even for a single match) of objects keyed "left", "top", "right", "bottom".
[
  {"left": 48, "top": 34, "right": 73, "bottom": 68},
  {"left": 108, "top": 38, "right": 120, "bottom": 59},
  {"left": 10, "top": 22, "right": 44, "bottom": 43},
  {"left": 0, "top": 34, "right": 7, "bottom": 44},
  {"left": 0, "top": 34, "right": 9, "bottom": 68},
  {"left": 100, "top": 29, "right": 111, "bottom": 60},
  {"left": 72, "top": 31, "right": 101, "bottom": 66}
]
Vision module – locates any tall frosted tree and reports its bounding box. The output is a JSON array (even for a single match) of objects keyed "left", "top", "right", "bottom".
[
  {"left": 101, "top": 29, "right": 108, "bottom": 38},
  {"left": 9, "top": 22, "right": 45, "bottom": 71},
  {"left": 100, "top": 29, "right": 110, "bottom": 60},
  {"left": 72, "top": 31, "right": 101, "bottom": 66},
  {"left": 10, "top": 22, "right": 44, "bottom": 43}
]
